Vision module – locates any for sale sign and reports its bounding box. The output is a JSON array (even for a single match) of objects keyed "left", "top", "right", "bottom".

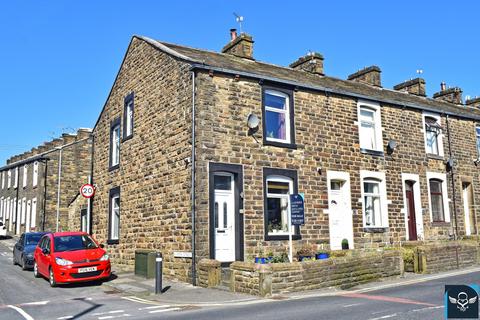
[
  {"left": 290, "top": 193, "right": 305, "bottom": 225},
  {"left": 80, "top": 184, "right": 95, "bottom": 198}
]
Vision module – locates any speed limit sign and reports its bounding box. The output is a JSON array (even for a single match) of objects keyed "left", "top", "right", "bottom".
[{"left": 80, "top": 184, "right": 95, "bottom": 198}]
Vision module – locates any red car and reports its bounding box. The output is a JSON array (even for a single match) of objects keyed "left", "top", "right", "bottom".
[{"left": 33, "top": 232, "right": 111, "bottom": 287}]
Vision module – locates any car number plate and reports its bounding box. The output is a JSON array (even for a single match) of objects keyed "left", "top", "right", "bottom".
[{"left": 78, "top": 266, "right": 97, "bottom": 273}]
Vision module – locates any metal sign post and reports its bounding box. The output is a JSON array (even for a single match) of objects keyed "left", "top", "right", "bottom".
[{"left": 289, "top": 193, "right": 305, "bottom": 263}]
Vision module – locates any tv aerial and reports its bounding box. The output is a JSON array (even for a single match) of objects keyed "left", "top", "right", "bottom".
[{"left": 233, "top": 12, "right": 244, "bottom": 34}]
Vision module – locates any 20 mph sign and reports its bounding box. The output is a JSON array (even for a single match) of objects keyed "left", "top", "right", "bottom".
[{"left": 80, "top": 184, "right": 95, "bottom": 198}]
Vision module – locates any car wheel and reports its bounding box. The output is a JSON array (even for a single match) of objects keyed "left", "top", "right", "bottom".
[
  {"left": 21, "top": 256, "right": 27, "bottom": 270},
  {"left": 49, "top": 268, "right": 57, "bottom": 287},
  {"left": 33, "top": 261, "right": 40, "bottom": 278}
]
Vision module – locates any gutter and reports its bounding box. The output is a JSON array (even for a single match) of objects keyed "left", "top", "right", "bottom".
[
  {"left": 190, "top": 64, "right": 480, "bottom": 122},
  {"left": 191, "top": 70, "right": 197, "bottom": 286},
  {"left": 446, "top": 115, "right": 459, "bottom": 239}
]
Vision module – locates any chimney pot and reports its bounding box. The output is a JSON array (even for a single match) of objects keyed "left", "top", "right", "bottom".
[
  {"left": 440, "top": 81, "right": 446, "bottom": 91},
  {"left": 230, "top": 28, "right": 237, "bottom": 41}
]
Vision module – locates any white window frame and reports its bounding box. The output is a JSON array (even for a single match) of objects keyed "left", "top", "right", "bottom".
[
  {"left": 33, "top": 161, "right": 39, "bottom": 187},
  {"left": 1, "top": 172, "right": 4, "bottom": 189},
  {"left": 21, "top": 198, "right": 26, "bottom": 224},
  {"left": 0, "top": 197, "right": 3, "bottom": 221},
  {"left": 110, "top": 193, "right": 120, "bottom": 240},
  {"left": 476, "top": 126, "right": 480, "bottom": 157},
  {"left": 264, "top": 90, "right": 291, "bottom": 144},
  {"left": 360, "top": 170, "right": 388, "bottom": 228},
  {"left": 7, "top": 170, "right": 11, "bottom": 189},
  {"left": 31, "top": 198, "right": 37, "bottom": 230},
  {"left": 426, "top": 172, "right": 450, "bottom": 222},
  {"left": 265, "top": 175, "right": 294, "bottom": 236},
  {"left": 23, "top": 165, "right": 28, "bottom": 188},
  {"left": 111, "top": 124, "right": 120, "bottom": 167},
  {"left": 125, "top": 100, "right": 134, "bottom": 137},
  {"left": 422, "top": 112, "right": 444, "bottom": 157},
  {"left": 357, "top": 100, "right": 383, "bottom": 152},
  {"left": 14, "top": 167, "right": 18, "bottom": 189},
  {"left": 26, "top": 200, "right": 31, "bottom": 231},
  {"left": 12, "top": 198, "right": 16, "bottom": 224}
]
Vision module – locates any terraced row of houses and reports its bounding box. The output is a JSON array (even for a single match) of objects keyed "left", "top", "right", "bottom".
[{"left": 1, "top": 30, "right": 480, "bottom": 283}]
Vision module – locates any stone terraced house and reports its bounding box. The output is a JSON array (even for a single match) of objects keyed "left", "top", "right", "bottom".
[
  {"left": 90, "top": 30, "right": 480, "bottom": 283},
  {"left": 0, "top": 129, "right": 92, "bottom": 234}
]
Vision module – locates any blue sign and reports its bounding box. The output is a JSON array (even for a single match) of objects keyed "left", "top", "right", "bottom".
[{"left": 290, "top": 193, "right": 305, "bottom": 225}]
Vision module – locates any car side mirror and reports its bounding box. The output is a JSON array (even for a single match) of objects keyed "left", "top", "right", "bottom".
[
  {"left": 100, "top": 244, "right": 105, "bottom": 248},
  {"left": 42, "top": 248, "right": 50, "bottom": 255}
]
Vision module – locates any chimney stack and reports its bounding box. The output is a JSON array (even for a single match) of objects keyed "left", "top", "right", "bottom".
[
  {"left": 347, "top": 66, "right": 382, "bottom": 87},
  {"left": 290, "top": 52, "right": 324, "bottom": 76},
  {"left": 465, "top": 96, "right": 480, "bottom": 109},
  {"left": 433, "top": 83, "right": 463, "bottom": 104},
  {"left": 393, "top": 78, "right": 426, "bottom": 96},
  {"left": 221, "top": 29, "right": 254, "bottom": 60}
]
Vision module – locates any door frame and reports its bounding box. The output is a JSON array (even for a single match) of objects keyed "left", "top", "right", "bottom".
[
  {"left": 326, "top": 170, "right": 354, "bottom": 250},
  {"left": 208, "top": 163, "right": 244, "bottom": 263},
  {"left": 401, "top": 173, "right": 423, "bottom": 241},
  {"left": 461, "top": 178, "right": 477, "bottom": 236}
]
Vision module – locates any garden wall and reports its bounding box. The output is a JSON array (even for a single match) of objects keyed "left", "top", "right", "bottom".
[
  {"left": 228, "top": 250, "right": 403, "bottom": 297},
  {"left": 415, "top": 242, "right": 480, "bottom": 274}
]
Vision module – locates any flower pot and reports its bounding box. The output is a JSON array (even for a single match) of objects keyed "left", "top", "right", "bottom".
[
  {"left": 315, "top": 253, "right": 329, "bottom": 260},
  {"left": 255, "top": 257, "right": 268, "bottom": 264}
]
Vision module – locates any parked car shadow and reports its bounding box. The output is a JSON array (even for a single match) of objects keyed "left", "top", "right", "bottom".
[
  {"left": 42, "top": 273, "right": 118, "bottom": 289},
  {"left": 0, "top": 235, "right": 13, "bottom": 240}
]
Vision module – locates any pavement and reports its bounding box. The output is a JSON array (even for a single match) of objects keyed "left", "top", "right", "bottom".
[{"left": 2, "top": 234, "right": 480, "bottom": 319}]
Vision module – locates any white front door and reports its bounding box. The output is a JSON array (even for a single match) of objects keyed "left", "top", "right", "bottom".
[
  {"left": 328, "top": 173, "right": 354, "bottom": 250},
  {"left": 214, "top": 173, "right": 236, "bottom": 262}
]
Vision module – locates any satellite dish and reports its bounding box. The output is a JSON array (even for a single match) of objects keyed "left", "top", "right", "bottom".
[
  {"left": 247, "top": 113, "right": 260, "bottom": 129},
  {"left": 387, "top": 140, "right": 397, "bottom": 153}
]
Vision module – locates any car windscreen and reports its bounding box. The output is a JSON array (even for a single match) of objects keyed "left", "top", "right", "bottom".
[
  {"left": 26, "top": 234, "right": 44, "bottom": 246},
  {"left": 53, "top": 235, "right": 98, "bottom": 252}
]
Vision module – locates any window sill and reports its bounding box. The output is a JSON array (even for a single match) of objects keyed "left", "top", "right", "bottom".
[
  {"left": 122, "top": 135, "right": 133, "bottom": 143},
  {"left": 426, "top": 154, "right": 444, "bottom": 160},
  {"left": 109, "top": 164, "right": 120, "bottom": 172},
  {"left": 263, "top": 140, "right": 297, "bottom": 150},
  {"left": 363, "top": 227, "right": 389, "bottom": 233},
  {"left": 360, "top": 148, "right": 384, "bottom": 157},
  {"left": 265, "top": 234, "right": 301, "bottom": 241},
  {"left": 430, "top": 221, "right": 450, "bottom": 227},
  {"left": 107, "top": 239, "right": 119, "bottom": 245}
]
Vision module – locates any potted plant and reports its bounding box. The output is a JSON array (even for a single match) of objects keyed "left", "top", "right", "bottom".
[
  {"left": 314, "top": 243, "right": 329, "bottom": 260},
  {"left": 297, "top": 243, "right": 315, "bottom": 261},
  {"left": 255, "top": 242, "right": 268, "bottom": 264},
  {"left": 341, "top": 238, "right": 349, "bottom": 250}
]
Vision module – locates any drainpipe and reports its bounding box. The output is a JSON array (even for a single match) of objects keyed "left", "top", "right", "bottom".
[
  {"left": 446, "top": 115, "right": 459, "bottom": 239},
  {"left": 87, "top": 133, "right": 95, "bottom": 234},
  {"left": 191, "top": 70, "right": 197, "bottom": 286},
  {"left": 41, "top": 158, "right": 49, "bottom": 231},
  {"left": 55, "top": 147, "right": 63, "bottom": 232}
]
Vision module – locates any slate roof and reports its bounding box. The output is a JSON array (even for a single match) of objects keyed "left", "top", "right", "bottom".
[{"left": 137, "top": 35, "right": 480, "bottom": 121}]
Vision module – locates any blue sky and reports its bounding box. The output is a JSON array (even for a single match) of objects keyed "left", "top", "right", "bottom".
[{"left": 0, "top": 1, "right": 478, "bottom": 164}]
